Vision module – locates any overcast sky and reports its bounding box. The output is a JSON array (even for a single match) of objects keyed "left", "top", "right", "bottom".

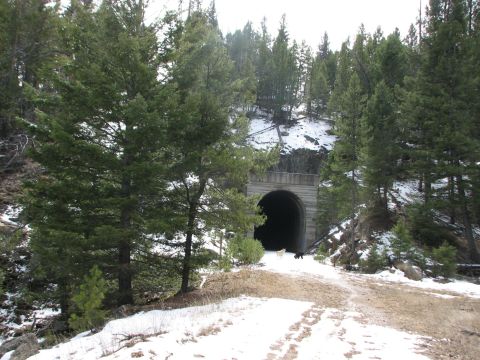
[{"left": 148, "top": 0, "right": 422, "bottom": 50}]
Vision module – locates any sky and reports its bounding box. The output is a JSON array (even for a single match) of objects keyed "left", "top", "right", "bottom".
[{"left": 148, "top": 0, "right": 423, "bottom": 50}]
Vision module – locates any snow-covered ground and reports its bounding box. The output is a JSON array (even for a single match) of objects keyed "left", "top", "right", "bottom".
[
  {"left": 22, "top": 295, "right": 430, "bottom": 360},
  {"left": 369, "top": 269, "right": 480, "bottom": 299},
  {"left": 15, "top": 252, "right": 480, "bottom": 360},
  {"left": 248, "top": 108, "right": 336, "bottom": 153},
  {"left": 18, "top": 294, "right": 429, "bottom": 360},
  {"left": 258, "top": 252, "right": 480, "bottom": 299}
]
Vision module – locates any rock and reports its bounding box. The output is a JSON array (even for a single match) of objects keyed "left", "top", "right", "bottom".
[
  {"left": 0, "top": 333, "right": 38, "bottom": 358},
  {"left": 10, "top": 340, "right": 40, "bottom": 360},
  {"left": 304, "top": 134, "right": 319, "bottom": 145},
  {"left": 51, "top": 319, "right": 68, "bottom": 333},
  {"left": 394, "top": 261, "right": 423, "bottom": 281}
]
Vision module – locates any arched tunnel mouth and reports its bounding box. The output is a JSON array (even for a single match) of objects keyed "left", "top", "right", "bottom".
[{"left": 254, "top": 190, "right": 305, "bottom": 253}]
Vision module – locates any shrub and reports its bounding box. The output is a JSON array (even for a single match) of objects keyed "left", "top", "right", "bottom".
[
  {"left": 229, "top": 236, "right": 264, "bottom": 265},
  {"left": 359, "top": 243, "right": 387, "bottom": 274},
  {"left": 217, "top": 255, "right": 233, "bottom": 272},
  {"left": 193, "top": 248, "right": 218, "bottom": 268},
  {"left": 391, "top": 220, "right": 414, "bottom": 261},
  {"left": 407, "top": 204, "right": 456, "bottom": 248},
  {"left": 391, "top": 220, "right": 429, "bottom": 270},
  {"left": 314, "top": 243, "right": 328, "bottom": 263},
  {"left": 69, "top": 265, "right": 107, "bottom": 331},
  {"left": 431, "top": 242, "right": 457, "bottom": 278}
]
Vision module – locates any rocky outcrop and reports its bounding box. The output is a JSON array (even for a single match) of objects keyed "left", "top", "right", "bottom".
[
  {"left": 394, "top": 261, "right": 423, "bottom": 281},
  {"left": 0, "top": 333, "right": 39, "bottom": 359}
]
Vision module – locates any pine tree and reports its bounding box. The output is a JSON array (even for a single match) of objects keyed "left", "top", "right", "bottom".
[
  {"left": 166, "top": 11, "right": 275, "bottom": 293},
  {"left": 69, "top": 265, "right": 107, "bottom": 331},
  {"left": 319, "top": 32, "right": 337, "bottom": 95},
  {"left": 352, "top": 24, "right": 374, "bottom": 96},
  {"left": 328, "top": 41, "right": 352, "bottom": 115},
  {"left": 0, "top": 0, "right": 59, "bottom": 138},
  {"left": 377, "top": 31, "right": 407, "bottom": 88},
  {"left": 309, "top": 60, "right": 329, "bottom": 116},
  {"left": 326, "top": 74, "right": 365, "bottom": 255},
  {"left": 23, "top": 0, "right": 169, "bottom": 311},
  {"left": 256, "top": 17, "right": 274, "bottom": 111},
  {"left": 361, "top": 81, "right": 400, "bottom": 208},
  {"left": 403, "top": 0, "right": 480, "bottom": 261},
  {"left": 226, "top": 22, "right": 259, "bottom": 111},
  {"left": 360, "top": 32, "right": 407, "bottom": 208},
  {"left": 271, "top": 15, "right": 297, "bottom": 122}
]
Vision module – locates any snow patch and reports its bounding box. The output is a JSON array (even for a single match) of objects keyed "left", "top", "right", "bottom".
[
  {"left": 29, "top": 296, "right": 312, "bottom": 360},
  {"left": 297, "top": 309, "right": 429, "bottom": 360},
  {"left": 248, "top": 108, "right": 336, "bottom": 153},
  {"left": 258, "top": 251, "right": 342, "bottom": 281},
  {"left": 369, "top": 269, "right": 480, "bottom": 299}
]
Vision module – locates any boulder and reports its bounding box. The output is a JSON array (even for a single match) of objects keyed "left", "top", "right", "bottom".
[
  {"left": 10, "top": 339, "right": 40, "bottom": 360},
  {"left": 0, "top": 333, "right": 38, "bottom": 359},
  {"left": 394, "top": 261, "right": 423, "bottom": 281}
]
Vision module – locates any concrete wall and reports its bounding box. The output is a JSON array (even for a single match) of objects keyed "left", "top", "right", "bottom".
[{"left": 247, "top": 172, "right": 319, "bottom": 250}]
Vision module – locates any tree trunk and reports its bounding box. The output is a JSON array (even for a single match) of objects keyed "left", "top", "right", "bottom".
[
  {"left": 180, "top": 178, "right": 207, "bottom": 293},
  {"left": 383, "top": 186, "right": 388, "bottom": 211},
  {"left": 467, "top": 0, "right": 473, "bottom": 33},
  {"left": 350, "top": 169, "right": 357, "bottom": 264},
  {"left": 424, "top": 173, "right": 432, "bottom": 205},
  {"left": 58, "top": 278, "right": 69, "bottom": 319},
  {"left": 448, "top": 175, "right": 456, "bottom": 224},
  {"left": 180, "top": 206, "right": 196, "bottom": 293},
  {"left": 456, "top": 174, "right": 480, "bottom": 263},
  {"left": 118, "top": 149, "right": 133, "bottom": 305},
  {"left": 118, "top": 239, "right": 132, "bottom": 305}
]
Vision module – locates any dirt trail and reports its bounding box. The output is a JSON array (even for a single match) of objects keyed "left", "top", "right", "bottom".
[{"left": 199, "top": 268, "right": 480, "bottom": 360}]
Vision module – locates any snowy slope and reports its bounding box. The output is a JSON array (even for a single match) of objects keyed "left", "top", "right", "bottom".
[{"left": 248, "top": 108, "right": 336, "bottom": 153}]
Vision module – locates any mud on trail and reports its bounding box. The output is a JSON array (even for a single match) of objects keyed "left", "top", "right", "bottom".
[{"left": 197, "top": 269, "right": 480, "bottom": 360}]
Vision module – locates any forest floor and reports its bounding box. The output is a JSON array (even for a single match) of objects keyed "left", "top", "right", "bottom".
[{"left": 26, "top": 252, "right": 480, "bottom": 360}]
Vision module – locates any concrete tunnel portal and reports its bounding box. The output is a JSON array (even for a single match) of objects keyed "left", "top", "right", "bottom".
[{"left": 254, "top": 190, "right": 305, "bottom": 253}]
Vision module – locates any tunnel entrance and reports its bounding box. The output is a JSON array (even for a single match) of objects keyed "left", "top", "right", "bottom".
[{"left": 254, "top": 190, "right": 305, "bottom": 252}]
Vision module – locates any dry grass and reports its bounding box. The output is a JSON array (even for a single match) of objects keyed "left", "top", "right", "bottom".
[
  {"left": 200, "top": 270, "right": 347, "bottom": 308},
  {"left": 354, "top": 281, "right": 480, "bottom": 360},
  {"left": 196, "top": 324, "right": 221, "bottom": 337}
]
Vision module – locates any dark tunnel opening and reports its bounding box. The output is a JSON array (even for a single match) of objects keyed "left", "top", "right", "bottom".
[{"left": 254, "top": 190, "right": 304, "bottom": 252}]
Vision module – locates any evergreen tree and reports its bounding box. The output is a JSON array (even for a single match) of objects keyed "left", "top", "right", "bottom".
[
  {"left": 226, "top": 22, "right": 259, "bottom": 111},
  {"left": 308, "top": 60, "right": 329, "bottom": 116},
  {"left": 352, "top": 24, "right": 374, "bottom": 96},
  {"left": 326, "top": 74, "right": 365, "bottom": 253},
  {"left": 377, "top": 31, "right": 407, "bottom": 89},
  {"left": 69, "top": 265, "right": 107, "bottom": 331},
  {"left": 256, "top": 17, "right": 274, "bottom": 111},
  {"left": 270, "top": 15, "right": 297, "bottom": 122},
  {"left": 319, "top": 32, "right": 338, "bottom": 95},
  {"left": 328, "top": 41, "right": 352, "bottom": 114},
  {"left": 296, "top": 41, "right": 312, "bottom": 109},
  {"left": 361, "top": 81, "right": 400, "bottom": 207},
  {"left": 0, "top": 0, "right": 59, "bottom": 139},
  {"left": 361, "top": 32, "right": 406, "bottom": 208},
  {"left": 166, "top": 11, "right": 274, "bottom": 293},
  {"left": 23, "top": 0, "right": 168, "bottom": 312},
  {"left": 403, "top": 0, "right": 480, "bottom": 261}
]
